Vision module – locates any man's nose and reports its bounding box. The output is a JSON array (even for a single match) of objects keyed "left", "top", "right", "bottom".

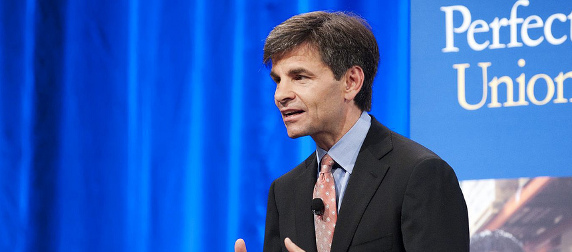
[{"left": 274, "top": 82, "right": 295, "bottom": 106}]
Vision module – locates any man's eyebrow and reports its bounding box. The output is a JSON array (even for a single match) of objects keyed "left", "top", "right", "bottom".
[
  {"left": 288, "top": 68, "right": 313, "bottom": 76},
  {"left": 269, "top": 67, "right": 316, "bottom": 83},
  {"left": 269, "top": 71, "right": 280, "bottom": 82},
  {"left": 270, "top": 68, "right": 313, "bottom": 80}
]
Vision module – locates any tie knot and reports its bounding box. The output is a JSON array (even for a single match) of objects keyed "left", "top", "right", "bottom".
[{"left": 320, "top": 154, "right": 334, "bottom": 173}]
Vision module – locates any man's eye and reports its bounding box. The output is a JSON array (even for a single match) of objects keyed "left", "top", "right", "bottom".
[{"left": 293, "top": 75, "right": 306, "bottom": 81}]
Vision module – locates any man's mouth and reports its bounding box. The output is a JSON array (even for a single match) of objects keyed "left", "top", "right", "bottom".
[
  {"left": 282, "top": 109, "right": 305, "bottom": 122},
  {"left": 283, "top": 110, "right": 304, "bottom": 117}
]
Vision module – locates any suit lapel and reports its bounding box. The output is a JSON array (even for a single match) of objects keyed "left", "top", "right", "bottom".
[
  {"left": 294, "top": 154, "right": 318, "bottom": 252},
  {"left": 331, "top": 117, "right": 393, "bottom": 252}
]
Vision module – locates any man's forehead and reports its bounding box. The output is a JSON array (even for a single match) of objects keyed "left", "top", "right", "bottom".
[{"left": 272, "top": 43, "right": 321, "bottom": 65}]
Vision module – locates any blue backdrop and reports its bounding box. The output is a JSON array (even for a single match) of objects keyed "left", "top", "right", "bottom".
[{"left": 0, "top": 0, "right": 409, "bottom": 251}]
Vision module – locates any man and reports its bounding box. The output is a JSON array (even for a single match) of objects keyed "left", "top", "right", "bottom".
[{"left": 236, "top": 11, "right": 469, "bottom": 252}]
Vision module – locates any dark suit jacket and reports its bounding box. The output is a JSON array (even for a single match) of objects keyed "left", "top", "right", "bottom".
[{"left": 263, "top": 117, "right": 469, "bottom": 252}]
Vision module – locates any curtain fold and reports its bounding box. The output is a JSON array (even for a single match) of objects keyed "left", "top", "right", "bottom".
[{"left": 0, "top": 0, "right": 408, "bottom": 251}]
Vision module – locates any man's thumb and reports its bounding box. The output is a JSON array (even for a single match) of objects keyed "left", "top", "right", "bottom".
[{"left": 235, "top": 238, "right": 247, "bottom": 252}]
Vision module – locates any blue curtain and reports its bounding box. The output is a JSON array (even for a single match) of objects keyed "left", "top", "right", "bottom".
[{"left": 0, "top": 0, "right": 408, "bottom": 251}]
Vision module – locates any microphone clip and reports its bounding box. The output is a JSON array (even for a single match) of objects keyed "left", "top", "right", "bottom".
[{"left": 312, "top": 198, "right": 325, "bottom": 216}]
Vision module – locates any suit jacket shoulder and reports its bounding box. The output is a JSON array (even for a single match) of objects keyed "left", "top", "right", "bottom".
[{"left": 333, "top": 116, "right": 469, "bottom": 251}]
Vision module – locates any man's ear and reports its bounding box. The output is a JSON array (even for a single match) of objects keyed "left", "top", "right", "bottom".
[{"left": 343, "top": 66, "right": 364, "bottom": 101}]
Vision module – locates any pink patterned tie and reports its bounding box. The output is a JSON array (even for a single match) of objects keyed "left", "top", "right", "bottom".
[{"left": 313, "top": 154, "right": 337, "bottom": 252}]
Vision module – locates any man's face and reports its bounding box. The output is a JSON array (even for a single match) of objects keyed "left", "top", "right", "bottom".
[{"left": 270, "top": 44, "right": 347, "bottom": 140}]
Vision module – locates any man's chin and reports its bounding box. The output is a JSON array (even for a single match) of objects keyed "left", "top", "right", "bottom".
[
  {"left": 286, "top": 131, "right": 304, "bottom": 139},
  {"left": 285, "top": 128, "right": 307, "bottom": 139}
]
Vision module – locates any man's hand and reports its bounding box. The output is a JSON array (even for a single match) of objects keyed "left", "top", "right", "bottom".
[
  {"left": 235, "top": 239, "right": 247, "bottom": 252},
  {"left": 234, "top": 237, "right": 305, "bottom": 252},
  {"left": 284, "top": 237, "right": 305, "bottom": 252}
]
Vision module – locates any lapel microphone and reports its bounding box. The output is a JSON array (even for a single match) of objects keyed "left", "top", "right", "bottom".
[{"left": 311, "top": 198, "right": 325, "bottom": 216}]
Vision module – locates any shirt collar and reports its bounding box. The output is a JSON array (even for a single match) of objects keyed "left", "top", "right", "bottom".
[{"left": 316, "top": 111, "right": 371, "bottom": 174}]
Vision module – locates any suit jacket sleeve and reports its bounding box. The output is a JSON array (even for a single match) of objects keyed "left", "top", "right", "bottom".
[
  {"left": 263, "top": 181, "right": 282, "bottom": 252},
  {"left": 401, "top": 157, "right": 470, "bottom": 251}
]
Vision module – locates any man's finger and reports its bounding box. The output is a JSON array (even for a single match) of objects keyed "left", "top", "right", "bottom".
[
  {"left": 235, "top": 238, "right": 247, "bottom": 252},
  {"left": 284, "top": 237, "right": 305, "bottom": 252}
]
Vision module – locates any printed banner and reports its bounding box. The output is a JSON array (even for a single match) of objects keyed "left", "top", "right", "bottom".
[{"left": 410, "top": 0, "right": 572, "bottom": 180}]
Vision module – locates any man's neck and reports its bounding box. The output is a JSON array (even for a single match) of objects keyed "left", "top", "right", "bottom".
[{"left": 313, "top": 109, "right": 363, "bottom": 151}]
